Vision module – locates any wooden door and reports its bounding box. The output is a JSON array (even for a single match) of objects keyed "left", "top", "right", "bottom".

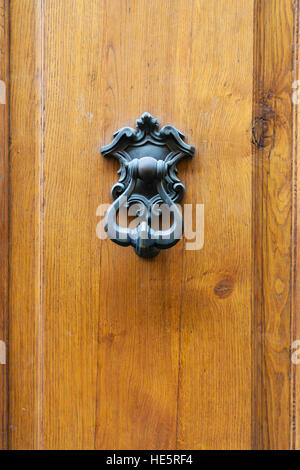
[{"left": 1, "top": 0, "right": 300, "bottom": 450}]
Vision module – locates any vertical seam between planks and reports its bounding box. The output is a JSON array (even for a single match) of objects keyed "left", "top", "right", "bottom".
[
  {"left": 7, "top": 0, "right": 10, "bottom": 450},
  {"left": 291, "top": 0, "right": 300, "bottom": 451},
  {"left": 4, "top": 0, "right": 10, "bottom": 450},
  {"left": 252, "top": 0, "right": 267, "bottom": 449},
  {"left": 36, "top": 0, "right": 45, "bottom": 450}
]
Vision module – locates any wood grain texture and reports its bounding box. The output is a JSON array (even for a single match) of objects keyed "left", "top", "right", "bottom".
[
  {"left": 7, "top": 0, "right": 298, "bottom": 450},
  {"left": 9, "top": 0, "right": 44, "bottom": 449},
  {"left": 252, "top": 0, "right": 294, "bottom": 450},
  {"left": 0, "top": 0, "right": 9, "bottom": 451},
  {"left": 9, "top": 0, "right": 255, "bottom": 450},
  {"left": 175, "top": 0, "right": 253, "bottom": 450},
  {"left": 293, "top": 0, "right": 300, "bottom": 451},
  {"left": 43, "top": 0, "right": 183, "bottom": 450}
]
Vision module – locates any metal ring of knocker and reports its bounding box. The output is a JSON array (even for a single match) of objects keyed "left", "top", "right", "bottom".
[{"left": 101, "top": 113, "right": 195, "bottom": 258}]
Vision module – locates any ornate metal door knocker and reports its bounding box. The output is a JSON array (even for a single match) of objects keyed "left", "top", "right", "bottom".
[{"left": 100, "top": 113, "right": 195, "bottom": 258}]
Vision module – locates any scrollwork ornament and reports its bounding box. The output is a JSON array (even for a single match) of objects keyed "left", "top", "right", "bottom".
[{"left": 100, "top": 113, "right": 195, "bottom": 258}]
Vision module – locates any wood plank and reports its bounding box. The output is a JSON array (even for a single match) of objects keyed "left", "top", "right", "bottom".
[
  {"left": 0, "top": 0, "right": 9, "bottom": 450},
  {"left": 9, "top": 0, "right": 44, "bottom": 449},
  {"left": 292, "top": 0, "right": 300, "bottom": 451},
  {"left": 252, "top": 0, "right": 294, "bottom": 450},
  {"left": 43, "top": 0, "right": 183, "bottom": 450},
  {"left": 176, "top": 0, "right": 253, "bottom": 450},
  {"left": 41, "top": 0, "right": 102, "bottom": 449}
]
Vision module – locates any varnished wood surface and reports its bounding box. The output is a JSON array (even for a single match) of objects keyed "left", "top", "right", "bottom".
[
  {"left": 174, "top": 1, "right": 253, "bottom": 450},
  {"left": 6, "top": 0, "right": 299, "bottom": 449},
  {"left": 0, "top": 0, "right": 8, "bottom": 451},
  {"left": 293, "top": 0, "right": 300, "bottom": 451},
  {"left": 9, "top": 0, "right": 44, "bottom": 449},
  {"left": 252, "top": 0, "right": 295, "bottom": 450}
]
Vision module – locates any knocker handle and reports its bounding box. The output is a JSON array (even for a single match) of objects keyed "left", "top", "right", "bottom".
[{"left": 101, "top": 113, "right": 195, "bottom": 258}]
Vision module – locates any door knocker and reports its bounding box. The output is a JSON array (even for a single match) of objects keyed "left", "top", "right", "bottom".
[{"left": 100, "top": 113, "right": 195, "bottom": 258}]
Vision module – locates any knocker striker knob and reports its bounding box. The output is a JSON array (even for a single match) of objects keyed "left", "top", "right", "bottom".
[
  {"left": 100, "top": 112, "right": 195, "bottom": 258},
  {"left": 137, "top": 157, "right": 166, "bottom": 183}
]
